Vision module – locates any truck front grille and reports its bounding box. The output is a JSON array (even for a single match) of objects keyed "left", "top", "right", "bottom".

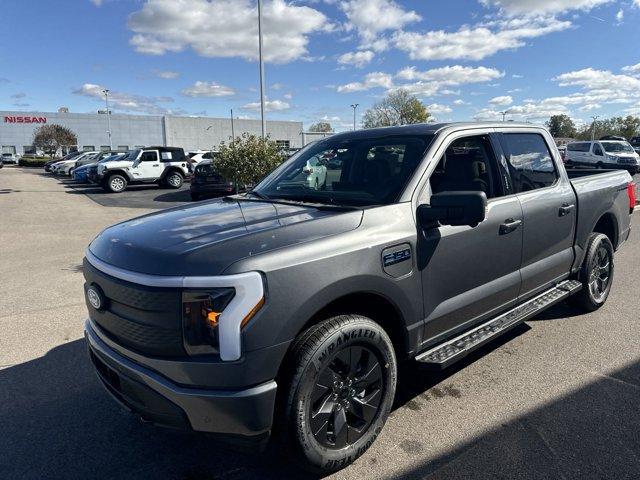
[{"left": 83, "top": 258, "right": 184, "bottom": 357}]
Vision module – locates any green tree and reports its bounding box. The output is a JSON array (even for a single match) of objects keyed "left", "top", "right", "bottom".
[
  {"left": 575, "top": 116, "right": 640, "bottom": 141},
  {"left": 545, "top": 114, "right": 577, "bottom": 138},
  {"left": 362, "top": 89, "right": 431, "bottom": 128},
  {"left": 309, "top": 121, "right": 333, "bottom": 133},
  {"left": 215, "top": 133, "right": 285, "bottom": 191},
  {"left": 32, "top": 124, "right": 77, "bottom": 157}
]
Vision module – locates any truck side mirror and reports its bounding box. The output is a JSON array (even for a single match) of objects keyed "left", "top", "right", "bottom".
[{"left": 418, "top": 191, "right": 488, "bottom": 228}]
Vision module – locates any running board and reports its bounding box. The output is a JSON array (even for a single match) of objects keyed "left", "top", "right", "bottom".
[{"left": 415, "top": 280, "right": 582, "bottom": 369}]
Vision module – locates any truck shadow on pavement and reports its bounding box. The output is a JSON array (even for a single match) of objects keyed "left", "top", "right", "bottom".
[{"left": 2, "top": 312, "right": 638, "bottom": 479}]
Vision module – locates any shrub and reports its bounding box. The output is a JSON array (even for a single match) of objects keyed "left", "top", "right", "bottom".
[{"left": 19, "top": 156, "right": 50, "bottom": 167}]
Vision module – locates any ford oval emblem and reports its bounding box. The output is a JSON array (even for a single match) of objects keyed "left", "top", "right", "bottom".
[{"left": 87, "top": 285, "right": 105, "bottom": 310}]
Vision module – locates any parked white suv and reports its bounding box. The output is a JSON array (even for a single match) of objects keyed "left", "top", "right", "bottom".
[
  {"left": 95, "top": 146, "right": 190, "bottom": 193},
  {"left": 565, "top": 140, "right": 639, "bottom": 174}
]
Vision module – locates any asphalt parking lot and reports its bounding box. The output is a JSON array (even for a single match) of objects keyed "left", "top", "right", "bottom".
[{"left": 1, "top": 166, "right": 640, "bottom": 480}]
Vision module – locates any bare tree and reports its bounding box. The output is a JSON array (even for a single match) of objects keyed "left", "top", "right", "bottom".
[
  {"left": 33, "top": 124, "right": 77, "bottom": 157},
  {"left": 309, "top": 121, "right": 333, "bottom": 133},
  {"left": 362, "top": 89, "right": 431, "bottom": 128}
]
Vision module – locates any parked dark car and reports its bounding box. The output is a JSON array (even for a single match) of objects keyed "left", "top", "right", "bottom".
[
  {"left": 631, "top": 136, "right": 640, "bottom": 155},
  {"left": 190, "top": 159, "right": 245, "bottom": 200},
  {"left": 84, "top": 123, "right": 634, "bottom": 473}
]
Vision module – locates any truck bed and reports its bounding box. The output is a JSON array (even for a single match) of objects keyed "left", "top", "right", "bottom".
[{"left": 568, "top": 168, "right": 633, "bottom": 268}]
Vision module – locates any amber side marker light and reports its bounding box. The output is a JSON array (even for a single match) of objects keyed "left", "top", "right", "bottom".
[{"left": 241, "top": 297, "right": 265, "bottom": 329}]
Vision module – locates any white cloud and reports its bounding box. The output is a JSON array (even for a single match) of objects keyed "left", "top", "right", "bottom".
[
  {"left": 512, "top": 74, "right": 524, "bottom": 78},
  {"left": 181, "top": 81, "right": 235, "bottom": 97},
  {"left": 616, "top": 9, "right": 624, "bottom": 23},
  {"left": 73, "top": 83, "right": 177, "bottom": 114},
  {"left": 337, "top": 65, "right": 504, "bottom": 97},
  {"left": 337, "top": 72, "right": 394, "bottom": 93},
  {"left": 579, "top": 103, "right": 601, "bottom": 112},
  {"left": 242, "top": 99, "right": 290, "bottom": 111},
  {"left": 90, "top": 0, "right": 103, "bottom": 6},
  {"left": 453, "top": 99, "right": 468, "bottom": 106},
  {"left": 397, "top": 65, "right": 503, "bottom": 84},
  {"left": 340, "top": 0, "right": 420, "bottom": 47},
  {"left": 128, "top": 0, "right": 330, "bottom": 64},
  {"left": 155, "top": 70, "right": 179, "bottom": 79},
  {"left": 426, "top": 103, "right": 453, "bottom": 114},
  {"left": 283, "top": 92, "right": 293, "bottom": 99},
  {"left": 622, "top": 63, "right": 640, "bottom": 76},
  {"left": 394, "top": 16, "right": 570, "bottom": 61},
  {"left": 479, "top": 0, "right": 612, "bottom": 16},
  {"left": 489, "top": 95, "right": 513, "bottom": 106},
  {"left": 554, "top": 68, "right": 640, "bottom": 96},
  {"left": 337, "top": 50, "right": 375, "bottom": 68}
]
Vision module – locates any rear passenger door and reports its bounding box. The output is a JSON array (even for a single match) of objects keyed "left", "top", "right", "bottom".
[
  {"left": 497, "top": 131, "right": 576, "bottom": 299},
  {"left": 419, "top": 132, "right": 524, "bottom": 343}
]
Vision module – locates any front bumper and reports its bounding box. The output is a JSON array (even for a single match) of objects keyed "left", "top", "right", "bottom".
[{"left": 85, "top": 319, "right": 278, "bottom": 440}]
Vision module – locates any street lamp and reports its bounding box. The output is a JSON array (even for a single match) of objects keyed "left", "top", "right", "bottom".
[
  {"left": 499, "top": 110, "right": 508, "bottom": 122},
  {"left": 591, "top": 115, "right": 600, "bottom": 141},
  {"left": 350, "top": 103, "right": 359, "bottom": 131},
  {"left": 257, "top": 0, "right": 266, "bottom": 139},
  {"left": 103, "top": 89, "right": 112, "bottom": 150}
]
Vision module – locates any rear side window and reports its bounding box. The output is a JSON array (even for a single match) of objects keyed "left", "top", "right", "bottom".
[
  {"left": 502, "top": 133, "right": 557, "bottom": 193},
  {"left": 568, "top": 142, "right": 590, "bottom": 152}
]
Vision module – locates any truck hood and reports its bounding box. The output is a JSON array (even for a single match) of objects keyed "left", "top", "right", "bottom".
[
  {"left": 88, "top": 198, "right": 363, "bottom": 276},
  {"left": 100, "top": 160, "right": 134, "bottom": 170}
]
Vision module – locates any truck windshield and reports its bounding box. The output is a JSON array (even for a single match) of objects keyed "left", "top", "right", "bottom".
[
  {"left": 254, "top": 134, "right": 434, "bottom": 207},
  {"left": 602, "top": 142, "right": 634, "bottom": 153}
]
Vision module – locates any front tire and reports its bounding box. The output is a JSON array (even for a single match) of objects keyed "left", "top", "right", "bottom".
[
  {"left": 569, "top": 233, "right": 614, "bottom": 312},
  {"left": 106, "top": 174, "right": 127, "bottom": 193},
  {"left": 283, "top": 315, "right": 397, "bottom": 473}
]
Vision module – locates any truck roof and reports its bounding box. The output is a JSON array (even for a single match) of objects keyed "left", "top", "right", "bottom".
[{"left": 328, "top": 122, "right": 544, "bottom": 141}]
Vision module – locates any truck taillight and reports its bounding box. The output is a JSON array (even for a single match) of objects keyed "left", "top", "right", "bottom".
[{"left": 628, "top": 182, "right": 636, "bottom": 213}]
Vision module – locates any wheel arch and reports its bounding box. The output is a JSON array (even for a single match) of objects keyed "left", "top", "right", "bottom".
[
  {"left": 592, "top": 211, "right": 619, "bottom": 249},
  {"left": 160, "top": 166, "right": 185, "bottom": 181},
  {"left": 104, "top": 169, "right": 132, "bottom": 181}
]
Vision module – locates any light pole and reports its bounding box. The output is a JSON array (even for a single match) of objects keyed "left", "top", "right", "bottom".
[
  {"left": 103, "top": 89, "right": 112, "bottom": 150},
  {"left": 230, "top": 108, "right": 236, "bottom": 144},
  {"left": 350, "top": 103, "right": 359, "bottom": 131},
  {"left": 258, "top": 0, "right": 266, "bottom": 139},
  {"left": 499, "top": 111, "right": 508, "bottom": 122},
  {"left": 591, "top": 115, "right": 600, "bottom": 141}
]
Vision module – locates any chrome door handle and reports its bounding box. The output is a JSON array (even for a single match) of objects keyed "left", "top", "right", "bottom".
[
  {"left": 559, "top": 203, "right": 575, "bottom": 216},
  {"left": 499, "top": 218, "right": 522, "bottom": 235}
]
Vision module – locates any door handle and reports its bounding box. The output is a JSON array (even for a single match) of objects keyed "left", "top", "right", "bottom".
[
  {"left": 499, "top": 218, "right": 522, "bottom": 235},
  {"left": 559, "top": 203, "right": 575, "bottom": 217},
  {"left": 153, "top": 164, "right": 159, "bottom": 167}
]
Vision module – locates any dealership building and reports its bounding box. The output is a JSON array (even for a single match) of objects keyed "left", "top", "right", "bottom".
[{"left": 0, "top": 110, "right": 303, "bottom": 156}]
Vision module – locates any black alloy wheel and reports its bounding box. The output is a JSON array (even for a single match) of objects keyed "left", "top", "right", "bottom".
[
  {"left": 283, "top": 315, "right": 397, "bottom": 473},
  {"left": 310, "top": 345, "right": 383, "bottom": 449}
]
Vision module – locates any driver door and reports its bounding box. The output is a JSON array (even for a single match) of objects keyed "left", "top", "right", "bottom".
[
  {"left": 133, "top": 150, "right": 162, "bottom": 180},
  {"left": 418, "top": 132, "right": 523, "bottom": 346}
]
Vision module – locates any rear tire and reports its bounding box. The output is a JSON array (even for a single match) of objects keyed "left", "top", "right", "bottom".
[
  {"left": 106, "top": 174, "right": 127, "bottom": 193},
  {"left": 569, "top": 233, "right": 614, "bottom": 312},
  {"left": 165, "top": 171, "right": 184, "bottom": 189},
  {"left": 282, "top": 315, "right": 397, "bottom": 473}
]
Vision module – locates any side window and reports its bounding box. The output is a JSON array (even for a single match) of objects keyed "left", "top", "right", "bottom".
[
  {"left": 140, "top": 151, "right": 158, "bottom": 162},
  {"left": 502, "top": 133, "right": 557, "bottom": 193},
  {"left": 430, "top": 135, "right": 503, "bottom": 199},
  {"left": 593, "top": 144, "right": 603, "bottom": 156}
]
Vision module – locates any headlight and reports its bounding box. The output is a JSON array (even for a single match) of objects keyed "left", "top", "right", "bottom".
[{"left": 182, "top": 288, "right": 235, "bottom": 356}]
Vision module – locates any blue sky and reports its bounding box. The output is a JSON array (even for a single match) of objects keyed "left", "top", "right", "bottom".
[{"left": 1, "top": 0, "right": 640, "bottom": 130}]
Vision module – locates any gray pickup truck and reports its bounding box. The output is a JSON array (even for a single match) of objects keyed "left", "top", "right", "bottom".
[{"left": 83, "top": 123, "right": 634, "bottom": 473}]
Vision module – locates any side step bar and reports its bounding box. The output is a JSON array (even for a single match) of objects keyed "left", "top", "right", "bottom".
[{"left": 415, "top": 280, "right": 582, "bottom": 369}]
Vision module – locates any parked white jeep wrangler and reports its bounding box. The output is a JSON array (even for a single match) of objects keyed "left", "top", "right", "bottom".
[{"left": 96, "top": 146, "right": 190, "bottom": 193}]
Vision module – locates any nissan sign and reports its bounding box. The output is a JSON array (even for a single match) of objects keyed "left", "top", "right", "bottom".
[{"left": 4, "top": 116, "right": 47, "bottom": 124}]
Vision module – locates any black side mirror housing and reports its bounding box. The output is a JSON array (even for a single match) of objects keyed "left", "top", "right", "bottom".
[{"left": 418, "top": 191, "right": 488, "bottom": 228}]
